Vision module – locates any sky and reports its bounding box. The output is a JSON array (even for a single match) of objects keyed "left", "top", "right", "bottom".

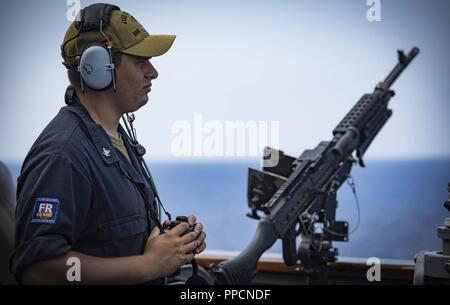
[{"left": 0, "top": 0, "right": 449, "bottom": 163}]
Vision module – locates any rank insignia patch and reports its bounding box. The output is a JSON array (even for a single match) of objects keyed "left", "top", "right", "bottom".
[{"left": 31, "top": 198, "right": 59, "bottom": 224}]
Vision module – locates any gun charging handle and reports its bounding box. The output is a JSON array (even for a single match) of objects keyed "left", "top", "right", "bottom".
[{"left": 331, "top": 127, "right": 360, "bottom": 159}]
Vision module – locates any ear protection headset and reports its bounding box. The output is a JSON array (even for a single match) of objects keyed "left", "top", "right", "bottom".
[{"left": 62, "top": 4, "right": 120, "bottom": 92}]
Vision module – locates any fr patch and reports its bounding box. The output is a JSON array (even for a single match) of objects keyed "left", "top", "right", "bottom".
[{"left": 31, "top": 198, "right": 59, "bottom": 224}]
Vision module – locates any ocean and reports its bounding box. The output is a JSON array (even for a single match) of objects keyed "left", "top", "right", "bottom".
[{"left": 4, "top": 158, "right": 450, "bottom": 261}]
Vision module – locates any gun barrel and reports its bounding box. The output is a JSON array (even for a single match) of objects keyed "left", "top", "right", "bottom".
[
  {"left": 332, "top": 47, "right": 420, "bottom": 161},
  {"left": 382, "top": 47, "right": 420, "bottom": 90}
]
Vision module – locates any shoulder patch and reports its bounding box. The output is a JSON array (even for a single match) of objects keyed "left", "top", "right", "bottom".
[{"left": 31, "top": 198, "right": 59, "bottom": 224}]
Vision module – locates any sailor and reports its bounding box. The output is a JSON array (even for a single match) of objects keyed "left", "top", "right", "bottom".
[{"left": 10, "top": 3, "right": 206, "bottom": 284}]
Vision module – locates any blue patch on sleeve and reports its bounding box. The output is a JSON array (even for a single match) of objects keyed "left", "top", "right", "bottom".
[{"left": 31, "top": 198, "right": 59, "bottom": 224}]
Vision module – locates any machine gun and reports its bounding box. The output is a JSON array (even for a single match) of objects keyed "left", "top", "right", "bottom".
[{"left": 209, "top": 47, "right": 420, "bottom": 285}]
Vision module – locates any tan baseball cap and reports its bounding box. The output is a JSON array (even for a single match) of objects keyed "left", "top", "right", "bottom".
[{"left": 61, "top": 8, "right": 175, "bottom": 69}]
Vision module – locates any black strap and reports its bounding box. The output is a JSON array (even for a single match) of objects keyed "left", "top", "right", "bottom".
[
  {"left": 75, "top": 3, "right": 120, "bottom": 32},
  {"left": 133, "top": 181, "right": 164, "bottom": 231},
  {"left": 64, "top": 85, "right": 76, "bottom": 105},
  {"left": 185, "top": 260, "right": 209, "bottom": 285}
]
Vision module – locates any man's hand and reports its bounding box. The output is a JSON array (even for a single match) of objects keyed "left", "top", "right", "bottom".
[
  {"left": 142, "top": 222, "right": 199, "bottom": 279},
  {"left": 187, "top": 215, "right": 206, "bottom": 254}
]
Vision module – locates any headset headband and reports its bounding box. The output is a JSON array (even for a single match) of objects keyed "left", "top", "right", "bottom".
[{"left": 75, "top": 3, "right": 120, "bottom": 32}]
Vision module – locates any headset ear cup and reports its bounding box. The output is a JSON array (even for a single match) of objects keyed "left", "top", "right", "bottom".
[{"left": 79, "top": 44, "right": 113, "bottom": 90}]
